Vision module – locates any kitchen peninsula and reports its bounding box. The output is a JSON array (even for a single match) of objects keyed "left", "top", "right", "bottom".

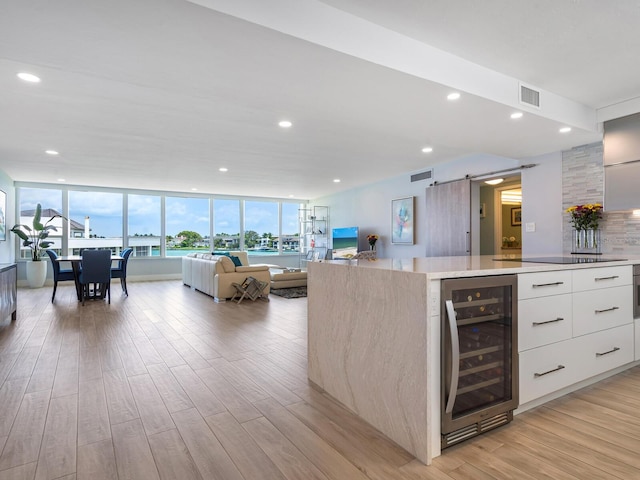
[{"left": 307, "top": 255, "right": 640, "bottom": 465}]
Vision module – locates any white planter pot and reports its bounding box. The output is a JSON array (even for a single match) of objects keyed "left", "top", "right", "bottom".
[{"left": 26, "top": 260, "right": 47, "bottom": 288}]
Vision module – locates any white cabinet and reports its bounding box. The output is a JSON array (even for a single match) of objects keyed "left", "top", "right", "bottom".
[
  {"left": 572, "top": 286, "right": 632, "bottom": 337},
  {"left": 518, "top": 295, "right": 572, "bottom": 351},
  {"left": 635, "top": 319, "right": 640, "bottom": 361},
  {"left": 577, "top": 324, "right": 634, "bottom": 378},
  {"left": 518, "top": 270, "right": 572, "bottom": 300},
  {"left": 572, "top": 265, "right": 631, "bottom": 292},
  {"left": 520, "top": 324, "right": 634, "bottom": 404},
  {"left": 518, "top": 265, "right": 633, "bottom": 405},
  {"left": 519, "top": 338, "right": 578, "bottom": 404}
]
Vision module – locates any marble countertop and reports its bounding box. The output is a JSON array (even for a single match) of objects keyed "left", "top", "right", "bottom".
[{"left": 318, "top": 254, "right": 640, "bottom": 279}]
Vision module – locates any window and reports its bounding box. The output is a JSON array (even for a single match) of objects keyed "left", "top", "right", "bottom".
[
  {"left": 281, "top": 203, "right": 301, "bottom": 253},
  {"left": 128, "top": 194, "right": 161, "bottom": 257},
  {"left": 165, "top": 196, "right": 210, "bottom": 256},
  {"left": 213, "top": 199, "right": 240, "bottom": 252},
  {"left": 17, "top": 187, "right": 63, "bottom": 259},
  {"left": 244, "top": 201, "right": 278, "bottom": 255},
  {"left": 15, "top": 185, "right": 305, "bottom": 259},
  {"left": 68, "top": 191, "right": 123, "bottom": 255}
]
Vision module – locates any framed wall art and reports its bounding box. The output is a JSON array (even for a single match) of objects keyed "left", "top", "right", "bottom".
[
  {"left": 511, "top": 207, "right": 522, "bottom": 226},
  {"left": 0, "top": 190, "right": 5, "bottom": 241},
  {"left": 391, "top": 196, "right": 414, "bottom": 244}
]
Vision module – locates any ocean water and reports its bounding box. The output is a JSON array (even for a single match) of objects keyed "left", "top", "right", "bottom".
[{"left": 160, "top": 249, "right": 293, "bottom": 257}]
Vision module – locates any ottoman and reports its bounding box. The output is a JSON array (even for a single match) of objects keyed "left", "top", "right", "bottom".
[{"left": 269, "top": 268, "right": 308, "bottom": 289}]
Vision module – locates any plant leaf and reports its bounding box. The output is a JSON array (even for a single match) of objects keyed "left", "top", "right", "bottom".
[{"left": 11, "top": 228, "right": 29, "bottom": 241}]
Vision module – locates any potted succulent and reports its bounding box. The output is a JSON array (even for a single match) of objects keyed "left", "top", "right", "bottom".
[{"left": 11, "top": 203, "right": 64, "bottom": 288}]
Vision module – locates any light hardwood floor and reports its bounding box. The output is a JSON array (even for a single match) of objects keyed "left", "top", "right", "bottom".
[{"left": 1, "top": 280, "right": 640, "bottom": 479}]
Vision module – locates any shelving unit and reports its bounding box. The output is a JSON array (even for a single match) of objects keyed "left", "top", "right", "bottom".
[{"left": 299, "top": 206, "right": 329, "bottom": 269}]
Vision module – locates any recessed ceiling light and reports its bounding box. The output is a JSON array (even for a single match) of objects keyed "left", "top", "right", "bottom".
[
  {"left": 333, "top": 179, "right": 341, "bottom": 183},
  {"left": 45, "top": 150, "right": 59, "bottom": 155},
  {"left": 485, "top": 178, "right": 504, "bottom": 185},
  {"left": 447, "top": 92, "right": 461, "bottom": 101},
  {"left": 57, "top": 178, "right": 65, "bottom": 182},
  {"left": 191, "top": 188, "right": 198, "bottom": 191},
  {"left": 288, "top": 194, "right": 294, "bottom": 198},
  {"left": 559, "top": 126, "right": 572, "bottom": 133},
  {"left": 421, "top": 146, "right": 433, "bottom": 153},
  {"left": 219, "top": 167, "right": 228, "bottom": 172},
  {"left": 278, "top": 120, "right": 292, "bottom": 128},
  {"left": 510, "top": 112, "right": 523, "bottom": 119},
  {"left": 17, "top": 72, "right": 41, "bottom": 83}
]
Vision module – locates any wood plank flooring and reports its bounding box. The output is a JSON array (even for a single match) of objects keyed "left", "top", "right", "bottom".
[{"left": 1, "top": 280, "right": 640, "bottom": 479}]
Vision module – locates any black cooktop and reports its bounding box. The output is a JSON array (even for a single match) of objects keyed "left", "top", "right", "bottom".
[{"left": 495, "top": 256, "right": 627, "bottom": 264}]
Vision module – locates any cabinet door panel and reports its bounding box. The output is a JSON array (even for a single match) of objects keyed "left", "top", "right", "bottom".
[
  {"left": 573, "top": 286, "right": 633, "bottom": 337},
  {"left": 519, "top": 295, "right": 572, "bottom": 352},
  {"left": 572, "top": 266, "right": 631, "bottom": 292},
  {"left": 518, "top": 271, "right": 572, "bottom": 300},
  {"left": 519, "top": 338, "right": 579, "bottom": 404},
  {"left": 575, "top": 324, "right": 634, "bottom": 379}
]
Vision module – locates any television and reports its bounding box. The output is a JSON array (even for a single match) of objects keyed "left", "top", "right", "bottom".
[{"left": 332, "top": 226, "right": 359, "bottom": 259}]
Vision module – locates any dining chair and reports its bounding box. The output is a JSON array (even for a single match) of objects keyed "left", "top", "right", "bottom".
[
  {"left": 45, "top": 249, "right": 75, "bottom": 302},
  {"left": 78, "top": 249, "right": 112, "bottom": 305},
  {"left": 111, "top": 247, "right": 133, "bottom": 295}
]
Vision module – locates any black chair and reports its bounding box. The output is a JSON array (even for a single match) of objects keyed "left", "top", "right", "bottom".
[
  {"left": 45, "top": 249, "right": 75, "bottom": 302},
  {"left": 111, "top": 248, "right": 133, "bottom": 295},
  {"left": 78, "top": 249, "right": 111, "bottom": 305}
]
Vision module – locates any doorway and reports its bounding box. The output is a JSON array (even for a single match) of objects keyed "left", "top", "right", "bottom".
[{"left": 478, "top": 177, "right": 522, "bottom": 255}]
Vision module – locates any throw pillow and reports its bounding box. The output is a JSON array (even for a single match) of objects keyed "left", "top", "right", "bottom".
[
  {"left": 229, "top": 255, "right": 243, "bottom": 267},
  {"left": 218, "top": 256, "right": 236, "bottom": 273}
]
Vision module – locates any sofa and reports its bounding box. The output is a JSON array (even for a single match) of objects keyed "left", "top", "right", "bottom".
[{"left": 182, "top": 251, "right": 271, "bottom": 303}]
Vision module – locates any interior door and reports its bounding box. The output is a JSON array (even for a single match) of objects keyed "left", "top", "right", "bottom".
[{"left": 425, "top": 179, "right": 471, "bottom": 257}]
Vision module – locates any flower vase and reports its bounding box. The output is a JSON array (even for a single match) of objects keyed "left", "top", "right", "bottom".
[
  {"left": 369, "top": 243, "right": 376, "bottom": 251},
  {"left": 571, "top": 228, "right": 601, "bottom": 255}
]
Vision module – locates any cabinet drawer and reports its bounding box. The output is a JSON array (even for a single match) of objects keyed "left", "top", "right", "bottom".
[
  {"left": 575, "top": 324, "right": 634, "bottom": 379},
  {"left": 519, "top": 338, "right": 580, "bottom": 404},
  {"left": 572, "top": 265, "right": 631, "bottom": 292},
  {"left": 518, "top": 271, "right": 572, "bottom": 300},
  {"left": 573, "top": 285, "right": 633, "bottom": 337},
  {"left": 519, "top": 295, "right": 572, "bottom": 351}
]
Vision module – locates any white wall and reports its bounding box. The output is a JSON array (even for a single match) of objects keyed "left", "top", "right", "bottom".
[
  {"left": 521, "top": 151, "right": 564, "bottom": 254},
  {"left": 313, "top": 153, "right": 535, "bottom": 258},
  {"left": 0, "top": 168, "right": 15, "bottom": 264}
]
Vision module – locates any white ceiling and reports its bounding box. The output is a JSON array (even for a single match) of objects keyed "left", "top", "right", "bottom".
[{"left": 1, "top": 0, "right": 637, "bottom": 200}]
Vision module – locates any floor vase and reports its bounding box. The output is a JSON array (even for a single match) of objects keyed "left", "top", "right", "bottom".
[{"left": 26, "top": 260, "right": 47, "bottom": 288}]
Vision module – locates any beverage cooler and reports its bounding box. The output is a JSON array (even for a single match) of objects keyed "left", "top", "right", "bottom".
[{"left": 441, "top": 275, "right": 518, "bottom": 448}]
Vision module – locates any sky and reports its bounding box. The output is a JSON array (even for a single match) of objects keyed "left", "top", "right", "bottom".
[{"left": 19, "top": 187, "right": 300, "bottom": 238}]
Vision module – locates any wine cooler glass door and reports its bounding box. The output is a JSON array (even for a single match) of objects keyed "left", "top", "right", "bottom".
[{"left": 442, "top": 275, "right": 518, "bottom": 437}]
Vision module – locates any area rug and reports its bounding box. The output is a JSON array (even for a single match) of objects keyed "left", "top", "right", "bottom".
[{"left": 270, "top": 286, "right": 307, "bottom": 298}]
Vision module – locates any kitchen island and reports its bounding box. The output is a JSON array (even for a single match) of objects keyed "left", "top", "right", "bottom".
[{"left": 307, "top": 255, "right": 640, "bottom": 465}]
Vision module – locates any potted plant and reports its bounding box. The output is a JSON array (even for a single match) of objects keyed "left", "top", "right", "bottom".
[{"left": 11, "top": 203, "right": 64, "bottom": 288}]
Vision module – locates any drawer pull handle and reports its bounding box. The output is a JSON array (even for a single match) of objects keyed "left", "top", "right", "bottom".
[
  {"left": 534, "top": 365, "right": 565, "bottom": 377},
  {"left": 595, "top": 306, "right": 619, "bottom": 314},
  {"left": 595, "top": 275, "right": 619, "bottom": 281},
  {"left": 532, "top": 282, "right": 564, "bottom": 288},
  {"left": 532, "top": 317, "right": 564, "bottom": 326},
  {"left": 596, "top": 347, "right": 620, "bottom": 357}
]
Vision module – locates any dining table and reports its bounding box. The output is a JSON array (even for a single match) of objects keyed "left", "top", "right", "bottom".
[{"left": 55, "top": 255, "right": 123, "bottom": 301}]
